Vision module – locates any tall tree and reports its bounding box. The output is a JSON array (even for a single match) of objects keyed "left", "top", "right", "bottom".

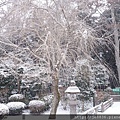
[
  {"left": 95, "top": 0, "right": 120, "bottom": 85},
  {"left": 0, "top": 0, "right": 98, "bottom": 117},
  {"left": 110, "top": 0, "right": 120, "bottom": 84},
  {"left": 79, "top": 0, "right": 120, "bottom": 86}
]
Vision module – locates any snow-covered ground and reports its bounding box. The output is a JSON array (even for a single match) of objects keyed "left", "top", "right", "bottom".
[
  {"left": 3, "top": 102, "right": 120, "bottom": 120},
  {"left": 44, "top": 101, "right": 120, "bottom": 115},
  {"left": 43, "top": 100, "right": 93, "bottom": 115},
  {"left": 43, "top": 101, "right": 70, "bottom": 114},
  {"left": 2, "top": 100, "right": 119, "bottom": 118},
  {"left": 98, "top": 102, "right": 120, "bottom": 114}
]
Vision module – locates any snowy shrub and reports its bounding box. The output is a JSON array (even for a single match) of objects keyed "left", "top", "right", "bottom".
[
  {"left": 7, "top": 102, "right": 26, "bottom": 115},
  {"left": 9, "top": 94, "right": 25, "bottom": 102},
  {"left": 29, "top": 100, "right": 45, "bottom": 113},
  {"left": 42, "top": 95, "right": 53, "bottom": 111},
  {"left": 0, "top": 104, "right": 9, "bottom": 115},
  {"left": 43, "top": 95, "right": 53, "bottom": 105}
]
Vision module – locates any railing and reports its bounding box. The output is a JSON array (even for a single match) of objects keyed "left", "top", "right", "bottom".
[
  {"left": 101, "top": 98, "right": 113, "bottom": 112},
  {"left": 73, "top": 98, "right": 113, "bottom": 120},
  {"left": 110, "top": 95, "right": 120, "bottom": 102},
  {"left": 80, "top": 104, "right": 102, "bottom": 115},
  {"left": 79, "top": 98, "right": 113, "bottom": 115}
]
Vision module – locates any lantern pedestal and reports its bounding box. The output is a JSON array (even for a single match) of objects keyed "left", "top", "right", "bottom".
[{"left": 69, "top": 101, "right": 77, "bottom": 114}]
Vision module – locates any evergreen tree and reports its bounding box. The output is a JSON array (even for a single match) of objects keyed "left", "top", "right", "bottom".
[
  {"left": 79, "top": 0, "right": 120, "bottom": 87},
  {"left": 75, "top": 59, "right": 94, "bottom": 111},
  {"left": 91, "top": 61, "right": 110, "bottom": 90},
  {"left": 75, "top": 60, "right": 93, "bottom": 98}
]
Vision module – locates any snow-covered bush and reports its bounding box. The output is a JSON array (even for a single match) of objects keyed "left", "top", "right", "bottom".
[
  {"left": 9, "top": 94, "right": 25, "bottom": 102},
  {"left": 42, "top": 95, "right": 53, "bottom": 111},
  {"left": 7, "top": 102, "right": 26, "bottom": 115},
  {"left": 29, "top": 100, "right": 45, "bottom": 113},
  {"left": 0, "top": 104, "right": 9, "bottom": 115},
  {"left": 43, "top": 95, "right": 53, "bottom": 105}
]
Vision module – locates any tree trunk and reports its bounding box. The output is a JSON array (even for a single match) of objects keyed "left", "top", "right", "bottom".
[
  {"left": 49, "top": 70, "right": 60, "bottom": 119},
  {"left": 17, "top": 75, "right": 22, "bottom": 93},
  {"left": 82, "top": 99, "right": 85, "bottom": 112},
  {"left": 17, "top": 79, "right": 20, "bottom": 93},
  {"left": 111, "top": 5, "right": 120, "bottom": 84}
]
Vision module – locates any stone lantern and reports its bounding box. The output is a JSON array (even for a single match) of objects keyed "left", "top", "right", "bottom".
[{"left": 65, "top": 80, "right": 80, "bottom": 116}]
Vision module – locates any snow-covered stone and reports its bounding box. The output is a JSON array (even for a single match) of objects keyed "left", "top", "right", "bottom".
[
  {"left": 0, "top": 104, "right": 9, "bottom": 115},
  {"left": 7, "top": 102, "right": 26, "bottom": 110}
]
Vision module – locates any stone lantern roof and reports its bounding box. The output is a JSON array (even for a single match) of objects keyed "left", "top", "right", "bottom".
[{"left": 65, "top": 80, "right": 80, "bottom": 94}]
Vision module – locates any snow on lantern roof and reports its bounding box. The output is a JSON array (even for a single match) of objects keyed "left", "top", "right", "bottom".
[
  {"left": 70, "top": 80, "right": 76, "bottom": 85},
  {"left": 65, "top": 86, "right": 80, "bottom": 94}
]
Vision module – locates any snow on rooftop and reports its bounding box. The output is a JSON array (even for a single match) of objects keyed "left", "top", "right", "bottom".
[
  {"left": 0, "top": 104, "right": 9, "bottom": 115},
  {"left": 65, "top": 86, "right": 80, "bottom": 93}
]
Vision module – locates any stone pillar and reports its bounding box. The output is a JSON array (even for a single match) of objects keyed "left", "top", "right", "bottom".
[{"left": 69, "top": 99, "right": 78, "bottom": 114}]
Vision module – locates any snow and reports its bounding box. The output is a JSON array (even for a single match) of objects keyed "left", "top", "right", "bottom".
[
  {"left": 6, "top": 100, "right": 120, "bottom": 116},
  {"left": 22, "top": 109, "right": 30, "bottom": 115},
  {"left": 29, "top": 100, "right": 45, "bottom": 107},
  {"left": 0, "top": 104, "right": 9, "bottom": 115},
  {"left": 43, "top": 95, "right": 53, "bottom": 100},
  {"left": 43, "top": 101, "right": 120, "bottom": 117},
  {"left": 43, "top": 100, "right": 93, "bottom": 115},
  {"left": 9, "top": 94, "right": 25, "bottom": 100},
  {"left": 76, "top": 59, "right": 88, "bottom": 65},
  {"left": 43, "top": 95, "right": 53, "bottom": 104},
  {"left": 43, "top": 102, "right": 70, "bottom": 115},
  {"left": 65, "top": 86, "right": 80, "bottom": 93},
  {"left": 98, "top": 102, "right": 120, "bottom": 114},
  {"left": 7, "top": 102, "right": 26, "bottom": 110}
]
